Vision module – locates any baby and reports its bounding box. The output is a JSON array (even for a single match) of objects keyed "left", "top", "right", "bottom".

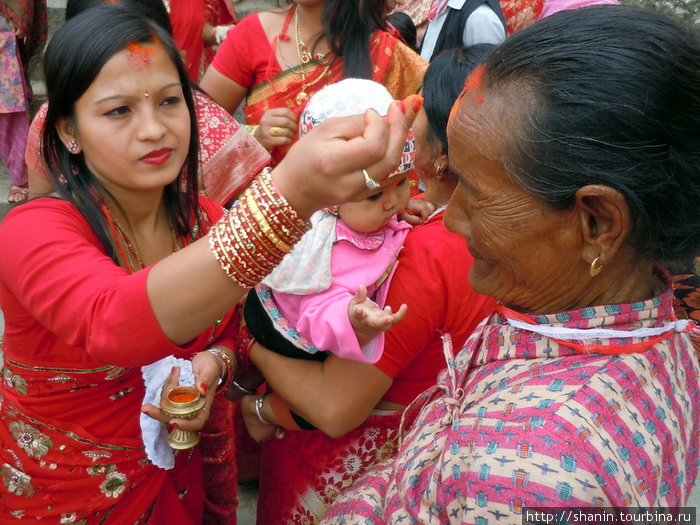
[{"left": 243, "top": 79, "right": 417, "bottom": 368}]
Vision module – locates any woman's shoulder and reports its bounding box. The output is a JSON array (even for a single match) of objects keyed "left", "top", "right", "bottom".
[
  {"left": 4, "top": 197, "right": 81, "bottom": 221},
  {"left": 0, "top": 198, "right": 94, "bottom": 246},
  {"left": 2, "top": 197, "right": 87, "bottom": 229},
  {"left": 255, "top": 5, "right": 293, "bottom": 41}
]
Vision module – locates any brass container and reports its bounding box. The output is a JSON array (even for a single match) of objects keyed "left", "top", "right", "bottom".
[{"left": 160, "top": 385, "right": 207, "bottom": 450}]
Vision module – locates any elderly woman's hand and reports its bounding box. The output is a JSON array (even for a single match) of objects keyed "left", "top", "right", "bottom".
[
  {"left": 255, "top": 108, "right": 298, "bottom": 152},
  {"left": 272, "top": 95, "right": 422, "bottom": 218}
]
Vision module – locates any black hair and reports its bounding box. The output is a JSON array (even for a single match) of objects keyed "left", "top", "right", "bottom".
[
  {"left": 386, "top": 11, "right": 417, "bottom": 51},
  {"left": 322, "top": 0, "right": 387, "bottom": 78},
  {"left": 42, "top": 4, "right": 199, "bottom": 264},
  {"left": 423, "top": 45, "right": 494, "bottom": 153},
  {"left": 65, "top": 0, "right": 173, "bottom": 34},
  {"left": 477, "top": 5, "right": 700, "bottom": 262}
]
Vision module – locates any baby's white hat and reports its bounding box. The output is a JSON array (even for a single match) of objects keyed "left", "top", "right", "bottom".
[{"left": 299, "top": 78, "right": 415, "bottom": 175}]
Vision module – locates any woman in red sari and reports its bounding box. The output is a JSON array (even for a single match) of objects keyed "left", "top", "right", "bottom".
[
  {"left": 200, "top": 0, "right": 427, "bottom": 166},
  {"left": 0, "top": 5, "right": 419, "bottom": 522}
]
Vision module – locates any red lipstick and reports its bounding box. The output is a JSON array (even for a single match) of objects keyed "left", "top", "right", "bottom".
[{"left": 141, "top": 148, "right": 172, "bottom": 165}]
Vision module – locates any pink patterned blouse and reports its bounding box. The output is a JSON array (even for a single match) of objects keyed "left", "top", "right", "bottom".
[{"left": 322, "top": 268, "right": 699, "bottom": 523}]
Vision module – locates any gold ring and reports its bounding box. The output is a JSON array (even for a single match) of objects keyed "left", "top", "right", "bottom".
[
  {"left": 362, "top": 169, "right": 380, "bottom": 190},
  {"left": 269, "top": 126, "right": 285, "bottom": 137}
]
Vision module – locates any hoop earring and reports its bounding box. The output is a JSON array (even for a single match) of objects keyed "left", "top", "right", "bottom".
[{"left": 590, "top": 256, "right": 603, "bottom": 277}]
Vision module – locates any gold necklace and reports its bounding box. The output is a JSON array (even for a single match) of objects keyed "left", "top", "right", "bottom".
[
  {"left": 108, "top": 213, "right": 145, "bottom": 272},
  {"left": 102, "top": 203, "right": 178, "bottom": 273},
  {"left": 294, "top": 7, "right": 326, "bottom": 65},
  {"left": 293, "top": 7, "right": 330, "bottom": 105}
]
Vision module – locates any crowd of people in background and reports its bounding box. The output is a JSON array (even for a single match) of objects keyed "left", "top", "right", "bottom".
[{"left": 0, "top": 0, "right": 698, "bottom": 524}]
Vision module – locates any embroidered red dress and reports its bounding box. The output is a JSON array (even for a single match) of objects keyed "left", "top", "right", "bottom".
[{"left": 0, "top": 197, "right": 237, "bottom": 523}]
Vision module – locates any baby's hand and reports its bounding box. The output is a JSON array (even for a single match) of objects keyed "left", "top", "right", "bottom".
[
  {"left": 398, "top": 197, "right": 437, "bottom": 225},
  {"left": 349, "top": 285, "right": 408, "bottom": 345}
]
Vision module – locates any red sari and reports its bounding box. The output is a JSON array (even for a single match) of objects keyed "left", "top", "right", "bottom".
[
  {"left": 212, "top": 6, "right": 427, "bottom": 166},
  {"left": 0, "top": 197, "right": 235, "bottom": 523}
]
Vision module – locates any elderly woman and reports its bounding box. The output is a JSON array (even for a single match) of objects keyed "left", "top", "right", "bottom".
[{"left": 321, "top": 5, "right": 700, "bottom": 523}]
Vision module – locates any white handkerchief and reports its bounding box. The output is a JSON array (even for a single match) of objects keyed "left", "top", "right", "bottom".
[{"left": 140, "top": 356, "right": 195, "bottom": 469}]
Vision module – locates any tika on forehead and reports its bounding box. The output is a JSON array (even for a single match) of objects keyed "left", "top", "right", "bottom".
[
  {"left": 126, "top": 40, "right": 159, "bottom": 71},
  {"left": 448, "top": 63, "right": 486, "bottom": 129}
]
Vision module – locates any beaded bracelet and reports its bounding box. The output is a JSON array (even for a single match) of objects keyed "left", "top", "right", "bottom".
[
  {"left": 209, "top": 168, "right": 310, "bottom": 288},
  {"left": 206, "top": 346, "right": 235, "bottom": 394},
  {"left": 254, "top": 393, "right": 271, "bottom": 425}
]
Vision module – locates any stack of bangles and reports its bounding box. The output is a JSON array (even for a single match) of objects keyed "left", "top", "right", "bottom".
[
  {"left": 206, "top": 346, "right": 236, "bottom": 393},
  {"left": 209, "top": 167, "right": 311, "bottom": 288}
]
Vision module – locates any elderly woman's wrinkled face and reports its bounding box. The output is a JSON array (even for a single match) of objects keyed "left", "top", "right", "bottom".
[{"left": 444, "top": 89, "right": 582, "bottom": 313}]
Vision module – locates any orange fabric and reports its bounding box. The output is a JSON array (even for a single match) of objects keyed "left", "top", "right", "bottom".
[
  {"left": 268, "top": 391, "right": 303, "bottom": 431},
  {"left": 499, "top": 0, "right": 544, "bottom": 34}
]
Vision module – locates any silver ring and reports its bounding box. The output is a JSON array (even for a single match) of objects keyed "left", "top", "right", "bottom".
[{"left": 362, "top": 169, "right": 380, "bottom": 190}]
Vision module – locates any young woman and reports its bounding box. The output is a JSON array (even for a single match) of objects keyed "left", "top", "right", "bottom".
[
  {"left": 200, "top": 0, "right": 427, "bottom": 165},
  {"left": 0, "top": 5, "right": 418, "bottom": 522}
]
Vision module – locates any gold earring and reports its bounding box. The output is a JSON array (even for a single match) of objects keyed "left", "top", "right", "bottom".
[{"left": 590, "top": 256, "right": 603, "bottom": 277}]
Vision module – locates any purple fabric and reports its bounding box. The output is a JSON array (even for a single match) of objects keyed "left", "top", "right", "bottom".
[
  {"left": 0, "top": 109, "right": 29, "bottom": 185},
  {"left": 539, "top": 0, "right": 619, "bottom": 19}
]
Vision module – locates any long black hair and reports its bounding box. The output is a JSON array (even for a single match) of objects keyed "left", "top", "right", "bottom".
[
  {"left": 42, "top": 4, "right": 200, "bottom": 263},
  {"left": 65, "top": 0, "right": 173, "bottom": 33},
  {"left": 474, "top": 5, "right": 700, "bottom": 262},
  {"left": 322, "top": 0, "right": 387, "bottom": 78}
]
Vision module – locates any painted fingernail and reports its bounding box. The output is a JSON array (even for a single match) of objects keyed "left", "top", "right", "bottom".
[
  {"left": 411, "top": 95, "right": 424, "bottom": 113},
  {"left": 171, "top": 366, "right": 178, "bottom": 375},
  {"left": 395, "top": 100, "right": 406, "bottom": 114},
  {"left": 201, "top": 383, "right": 208, "bottom": 393}
]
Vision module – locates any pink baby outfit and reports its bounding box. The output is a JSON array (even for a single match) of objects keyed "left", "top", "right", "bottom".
[
  {"left": 255, "top": 213, "right": 411, "bottom": 363},
  {"left": 244, "top": 78, "right": 416, "bottom": 364}
]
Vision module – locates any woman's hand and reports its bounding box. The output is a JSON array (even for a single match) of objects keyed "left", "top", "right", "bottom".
[
  {"left": 241, "top": 394, "right": 283, "bottom": 442},
  {"left": 272, "top": 95, "right": 422, "bottom": 218},
  {"left": 140, "top": 351, "right": 221, "bottom": 432},
  {"left": 255, "top": 108, "right": 298, "bottom": 151}
]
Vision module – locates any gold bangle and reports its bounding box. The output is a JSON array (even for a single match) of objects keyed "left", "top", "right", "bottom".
[
  {"left": 245, "top": 191, "right": 293, "bottom": 254},
  {"left": 207, "top": 346, "right": 236, "bottom": 392}
]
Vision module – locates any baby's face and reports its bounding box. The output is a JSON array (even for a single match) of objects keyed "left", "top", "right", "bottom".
[{"left": 337, "top": 176, "right": 411, "bottom": 233}]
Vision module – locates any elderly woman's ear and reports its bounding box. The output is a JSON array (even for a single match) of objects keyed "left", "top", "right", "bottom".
[{"left": 575, "top": 185, "right": 632, "bottom": 271}]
